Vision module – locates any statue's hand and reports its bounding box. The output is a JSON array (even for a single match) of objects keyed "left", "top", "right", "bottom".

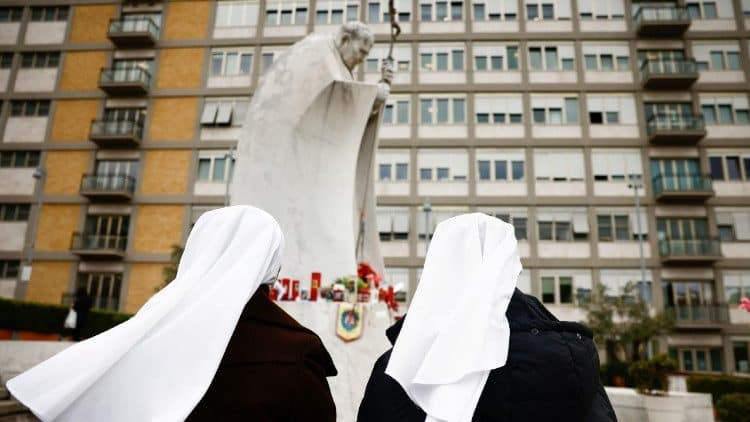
[
  {"left": 381, "top": 59, "right": 394, "bottom": 85},
  {"left": 376, "top": 82, "right": 390, "bottom": 103}
]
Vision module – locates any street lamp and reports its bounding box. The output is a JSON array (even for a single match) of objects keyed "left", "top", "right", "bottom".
[
  {"left": 628, "top": 173, "right": 648, "bottom": 303},
  {"left": 422, "top": 199, "right": 432, "bottom": 251},
  {"left": 19, "top": 167, "right": 46, "bottom": 296},
  {"left": 223, "top": 146, "right": 235, "bottom": 207}
]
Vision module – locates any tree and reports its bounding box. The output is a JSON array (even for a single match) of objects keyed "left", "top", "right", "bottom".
[
  {"left": 581, "top": 282, "right": 673, "bottom": 364},
  {"left": 155, "top": 244, "right": 184, "bottom": 292}
]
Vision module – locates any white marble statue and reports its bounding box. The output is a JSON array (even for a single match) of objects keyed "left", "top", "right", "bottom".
[{"left": 231, "top": 22, "right": 393, "bottom": 286}]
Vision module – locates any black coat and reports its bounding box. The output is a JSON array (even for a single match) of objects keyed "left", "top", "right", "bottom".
[{"left": 358, "top": 289, "right": 618, "bottom": 422}]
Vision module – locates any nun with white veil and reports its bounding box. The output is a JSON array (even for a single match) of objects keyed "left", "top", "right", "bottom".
[
  {"left": 6, "top": 205, "right": 338, "bottom": 422},
  {"left": 357, "top": 213, "right": 617, "bottom": 422}
]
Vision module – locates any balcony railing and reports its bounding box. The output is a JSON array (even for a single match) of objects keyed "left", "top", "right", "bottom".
[
  {"left": 652, "top": 174, "right": 714, "bottom": 201},
  {"left": 99, "top": 67, "right": 151, "bottom": 95},
  {"left": 640, "top": 58, "right": 699, "bottom": 89},
  {"left": 80, "top": 174, "right": 136, "bottom": 200},
  {"left": 107, "top": 17, "right": 160, "bottom": 46},
  {"left": 666, "top": 305, "right": 729, "bottom": 325},
  {"left": 633, "top": 6, "right": 691, "bottom": 37},
  {"left": 658, "top": 237, "right": 721, "bottom": 263},
  {"left": 70, "top": 232, "right": 127, "bottom": 259},
  {"left": 646, "top": 114, "right": 706, "bottom": 144},
  {"left": 89, "top": 119, "right": 143, "bottom": 147}
]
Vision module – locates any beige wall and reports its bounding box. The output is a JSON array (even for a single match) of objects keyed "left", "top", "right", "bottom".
[
  {"left": 156, "top": 49, "right": 204, "bottom": 89},
  {"left": 35, "top": 205, "right": 80, "bottom": 252},
  {"left": 133, "top": 205, "right": 184, "bottom": 254},
  {"left": 59, "top": 51, "right": 108, "bottom": 92},
  {"left": 44, "top": 151, "right": 90, "bottom": 195},
  {"left": 25, "top": 261, "right": 73, "bottom": 305},
  {"left": 124, "top": 263, "right": 167, "bottom": 313},
  {"left": 140, "top": 149, "right": 191, "bottom": 195},
  {"left": 149, "top": 97, "right": 198, "bottom": 141},
  {"left": 50, "top": 100, "right": 99, "bottom": 143},
  {"left": 69, "top": 4, "right": 117, "bottom": 43},
  {"left": 163, "top": 1, "right": 210, "bottom": 40}
]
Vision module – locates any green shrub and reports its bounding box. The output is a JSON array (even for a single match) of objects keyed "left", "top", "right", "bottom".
[
  {"left": 716, "top": 393, "right": 750, "bottom": 422},
  {"left": 600, "top": 361, "right": 634, "bottom": 387},
  {"left": 0, "top": 298, "right": 131, "bottom": 338},
  {"left": 688, "top": 374, "right": 750, "bottom": 404},
  {"left": 628, "top": 354, "right": 677, "bottom": 394}
]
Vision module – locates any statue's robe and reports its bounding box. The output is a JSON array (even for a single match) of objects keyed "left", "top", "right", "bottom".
[{"left": 231, "top": 33, "right": 384, "bottom": 285}]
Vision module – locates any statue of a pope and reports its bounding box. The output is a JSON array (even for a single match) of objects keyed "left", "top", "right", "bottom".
[{"left": 230, "top": 22, "right": 393, "bottom": 286}]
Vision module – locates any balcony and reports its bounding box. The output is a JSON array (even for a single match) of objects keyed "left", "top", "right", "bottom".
[
  {"left": 646, "top": 114, "right": 706, "bottom": 145},
  {"left": 658, "top": 238, "right": 721, "bottom": 265},
  {"left": 652, "top": 174, "right": 714, "bottom": 202},
  {"left": 640, "top": 59, "right": 698, "bottom": 89},
  {"left": 98, "top": 67, "right": 151, "bottom": 96},
  {"left": 633, "top": 5, "right": 691, "bottom": 37},
  {"left": 89, "top": 119, "right": 143, "bottom": 148},
  {"left": 107, "top": 17, "right": 160, "bottom": 46},
  {"left": 79, "top": 174, "right": 136, "bottom": 201},
  {"left": 666, "top": 305, "right": 729, "bottom": 327},
  {"left": 70, "top": 233, "right": 127, "bottom": 260}
]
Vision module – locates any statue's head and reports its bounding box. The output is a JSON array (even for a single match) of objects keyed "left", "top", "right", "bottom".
[{"left": 335, "top": 21, "right": 375, "bottom": 71}]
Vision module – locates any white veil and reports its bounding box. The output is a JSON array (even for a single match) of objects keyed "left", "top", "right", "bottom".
[
  {"left": 385, "top": 213, "right": 522, "bottom": 422},
  {"left": 7, "top": 205, "right": 284, "bottom": 422}
]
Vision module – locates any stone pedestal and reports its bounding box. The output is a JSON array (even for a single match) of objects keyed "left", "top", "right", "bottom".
[
  {"left": 278, "top": 301, "right": 393, "bottom": 422},
  {"left": 605, "top": 387, "right": 715, "bottom": 422}
]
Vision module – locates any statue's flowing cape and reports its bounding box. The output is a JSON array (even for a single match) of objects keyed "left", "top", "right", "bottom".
[
  {"left": 7, "top": 206, "right": 284, "bottom": 422},
  {"left": 230, "top": 33, "right": 384, "bottom": 282}
]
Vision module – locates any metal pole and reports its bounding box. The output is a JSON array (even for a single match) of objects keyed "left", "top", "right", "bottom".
[
  {"left": 423, "top": 200, "right": 431, "bottom": 251},
  {"left": 223, "top": 145, "right": 235, "bottom": 207},
  {"left": 630, "top": 175, "right": 647, "bottom": 301},
  {"left": 19, "top": 167, "right": 46, "bottom": 299}
]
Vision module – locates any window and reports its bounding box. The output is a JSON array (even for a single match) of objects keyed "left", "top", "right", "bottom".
[
  {"left": 709, "top": 154, "right": 750, "bottom": 181},
  {"left": 473, "top": 46, "right": 518, "bottom": 71},
  {"left": 485, "top": 211, "right": 528, "bottom": 240},
  {"left": 378, "top": 160, "right": 409, "bottom": 181},
  {"left": 540, "top": 276, "right": 576, "bottom": 304},
  {"left": 417, "top": 150, "right": 468, "bottom": 181},
  {"left": 577, "top": 0, "right": 624, "bottom": 19},
  {"left": 382, "top": 99, "right": 410, "bottom": 125},
  {"left": 266, "top": 1, "right": 309, "bottom": 25},
  {"left": 715, "top": 211, "right": 750, "bottom": 242},
  {"left": 197, "top": 154, "right": 235, "bottom": 182},
  {"left": 201, "top": 99, "right": 250, "bottom": 126},
  {"left": 0, "top": 53, "right": 12, "bottom": 69},
  {"left": 377, "top": 208, "right": 410, "bottom": 241},
  {"left": 669, "top": 347, "right": 723, "bottom": 373},
  {"left": 701, "top": 97, "right": 750, "bottom": 125},
  {"left": 261, "top": 52, "right": 275, "bottom": 73},
  {"left": 472, "top": 0, "right": 518, "bottom": 20},
  {"left": 686, "top": 1, "right": 719, "bottom": 19},
  {"left": 420, "top": 97, "right": 466, "bottom": 124},
  {"left": 725, "top": 272, "right": 750, "bottom": 305},
  {"left": 539, "top": 220, "right": 572, "bottom": 240},
  {"left": 597, "top": 214, "right": 630, "bottom": 241},
  {"left": 734, "top": 341, "right": 750, "bottom": 374},
  {"left": 315, "top": 0, "right": 359, "bottom": 24},
  {"left": 368, "top": 0, "right": 412, "bottom": 22},
  {"left": 10, "top": 100, "right": 50, "bottom": 117},
  {"left": 420, "top": 46, "right": 465, "bottom": 71},
  {"left": 30, "top": 6, "right": 69, "bottom": 21},
  {"left": 210, "top": 50, "right": 253, "bottom": 76},
  {"left": 20, "top": 52, "right": 60, "bottom": 68},
  {"left": 420, "top": 0, "right": 463, "bottom": 21},
  {"left": 76, "top": 272, "right": 122, "bottom": 311},
  {"left": 476, "top": 158, "right": 524, "bottom": 181},
  {"left": 531, "top": 97, "right": 579, "bottom": 124},
  {"left": 0, "top": 7, "right": 23, "bottom": 22},
  {"left": 534, "top": 150, "right": 585, "bottom": 181},
  {"left": 0, "top": 260, "right": 20, "bottom": 278},
  {"left": 526, "top": 2, "right": 559, "bottom": 19},
  {"left": 0, "top": 204, "right": 30, "bottom": 221},
  {"left": 475, "top": 96, "right": 522, "bottom": 124},
  {"left": 365, "top": 46, "right": 411, "bottom": 74},
  {"left": 0, "top": 151, "right": 40, "bottom": 168},
  {"left": 529, "top": 46, "right": 574, "bottom": 71},
  {"left": 216, "top": 1, "right": 260, "bottom": 27},
  {"left": 583, "top": 53, "right": 629, "bottom": 70},
  {"left": 586, "top": 95, "right": 636, "bottom": 126}
]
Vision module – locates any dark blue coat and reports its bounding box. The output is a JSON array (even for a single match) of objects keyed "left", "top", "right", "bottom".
[{"left": 357, "top": 289, "right": 618, "bottom": 422}]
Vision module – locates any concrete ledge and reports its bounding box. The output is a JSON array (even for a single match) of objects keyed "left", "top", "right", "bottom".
[
  {"left": 0, "top": 341, "right": 72, "bottom": 385},
  {"left": 606, "top": 386, "right": 714, "bottom": 422}
]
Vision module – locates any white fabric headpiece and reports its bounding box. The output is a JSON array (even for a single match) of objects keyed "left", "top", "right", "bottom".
[
  {"left": 385, "top": 212, "right": 522, "bottom": 422},
  {"left": 7, "top": 205, "right": 284, "bottom": 422}
]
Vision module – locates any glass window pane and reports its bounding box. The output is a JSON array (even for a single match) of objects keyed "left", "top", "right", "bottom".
[
  {"left": 420, "top": 168, "right": 432, "bottom": 180},
  {"left": 451, "top": 1, "right": 463, "bottom": 19},
  {"left": 453, "top": 99, "right": 465, "bottom": 123},
  {"left": 559, "top": 277, "right": 573, "bottom": 303},
  {"left": 542, "top": 276, "right": 555, "bottom": 303},
  {"left": 544, "top": 48, "right": 558, "bottom": 70},
  {"left": 295, "top": 8, "right": 307, "bottom": 23},
  {"left": 474, "top": 3, "right": 486, "bottom": 20},
  {"left": 529, "top": 48, "right": 543, "bottom": 70},
  {"left": 451, "top": 50, "right": 464, "bottom": 71},
  {"left": 598, "top": 215, "right": 612, "bottom": 240},
  {"left": 239, "top": 54, "right": 252, "bottom": 74},
  {"left": 703, "top": 2, "right": 717, "bottom": 18},
  {"left": 526, "top": 4, "right": 538, "bottom": 19},
  {"left": 584, "top": 54, "right": 597, "bottom": 70},
  {"left": 682, "top": 350, "right": 694, "bottom": 371},
  {"left": 512, "top": 160, "right": 524, "bottom": 180},
  {"left": 383, "top": 104, "right": 393, "bottom": 124},
  {"left": 711, "top": 348, "right": 723, "bottom": 372},
  {"left": 476, "top": 113, "right": 489, "bottom": 123},
  {"left": 346, "top": 5, "right": 358, "bottom": 20},
  {"left": 436, "top": 99, "right": 449, "bottom": 123},
  {"left": 702, "top": 105, "right": 717, "bottom": 124},
  {"left": 710, "top": 51, "right": 725, "bottom": 70},
  {"left": 549, "top": 108, "right": 562, "bottom": 124},
  {"left": 396, "top": 163, "right": 408, "bottom": 180},
  {"left": 556, "top": 221, "right": 571, "bottom": 241},
  {"left": 718, "top": 105, "right": 734, "bottom": 124},
  {"left": 727, "top": 52, "right": 741, "bottom": 70},
  {"left": 421, "top": 99, "right": 432, "bottom": 123},
  {"left": 539, "top": 221, "right": 553, "bottom": 240},
  {"left": 600, "top": 54, "right": 613, "bottom": 70},
  {"left": 421, "top": 4, "right": 433, "bottom": 20},
  {"left": 368, "top": 3, "right": 380, "bottom": 22},
  {"left": 491, "top": 55, "right": 503, "bottom": 70},
  {"left": 436, "top": 53, "right": 449, "bottom": 70},
  {"left": 379, "top": 163, "right": 392, "bottom": 180},
  {"left": 735, "top": 110, "right": 749, "bottom": 124},
  {"left": 615, "top": 215, "right": 629, "bottom": 240},
  {"left": 475, "top": 56, "right": 487, "bottom": 70},
  {"left": 507, "top": 47, "right": 519, "bottom": 69},
  {"left": 437, "top": 167, "right": 449, "bottom": 180},
  {"left": 212, "top": 158, "right": 227, "bottom": 181},
  {"left": 565, "top": 98, "right": 579, "bottom": 123},
  {"left": 436, "top": 2, "right": 448, "bottom": 20},
  {"left": 696, "top": 350, "right": 708, "bottom": 371},
  {"left": 421, "top": 53, "right": 433, "bottom": 70},
  {"left": 478, "top": 160, "right": 490, "bottom": 180},
  {"left": 726, "top": 156, "right": 741, "bottom": 180},
  {"left": 494, "top": 160, "right": 507, "bottom": 180},
  {"left": 197, "top": 159, "right": 211, "bottom": 180},
  {"left": 397, "top": 101, "right": 409, "bottom": 124},
  {"left": 617, "top": 56, "right": 629, "bottom": 70},
  {"left": 533, "top": 108, "right": 546, "bottom": 123}
]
